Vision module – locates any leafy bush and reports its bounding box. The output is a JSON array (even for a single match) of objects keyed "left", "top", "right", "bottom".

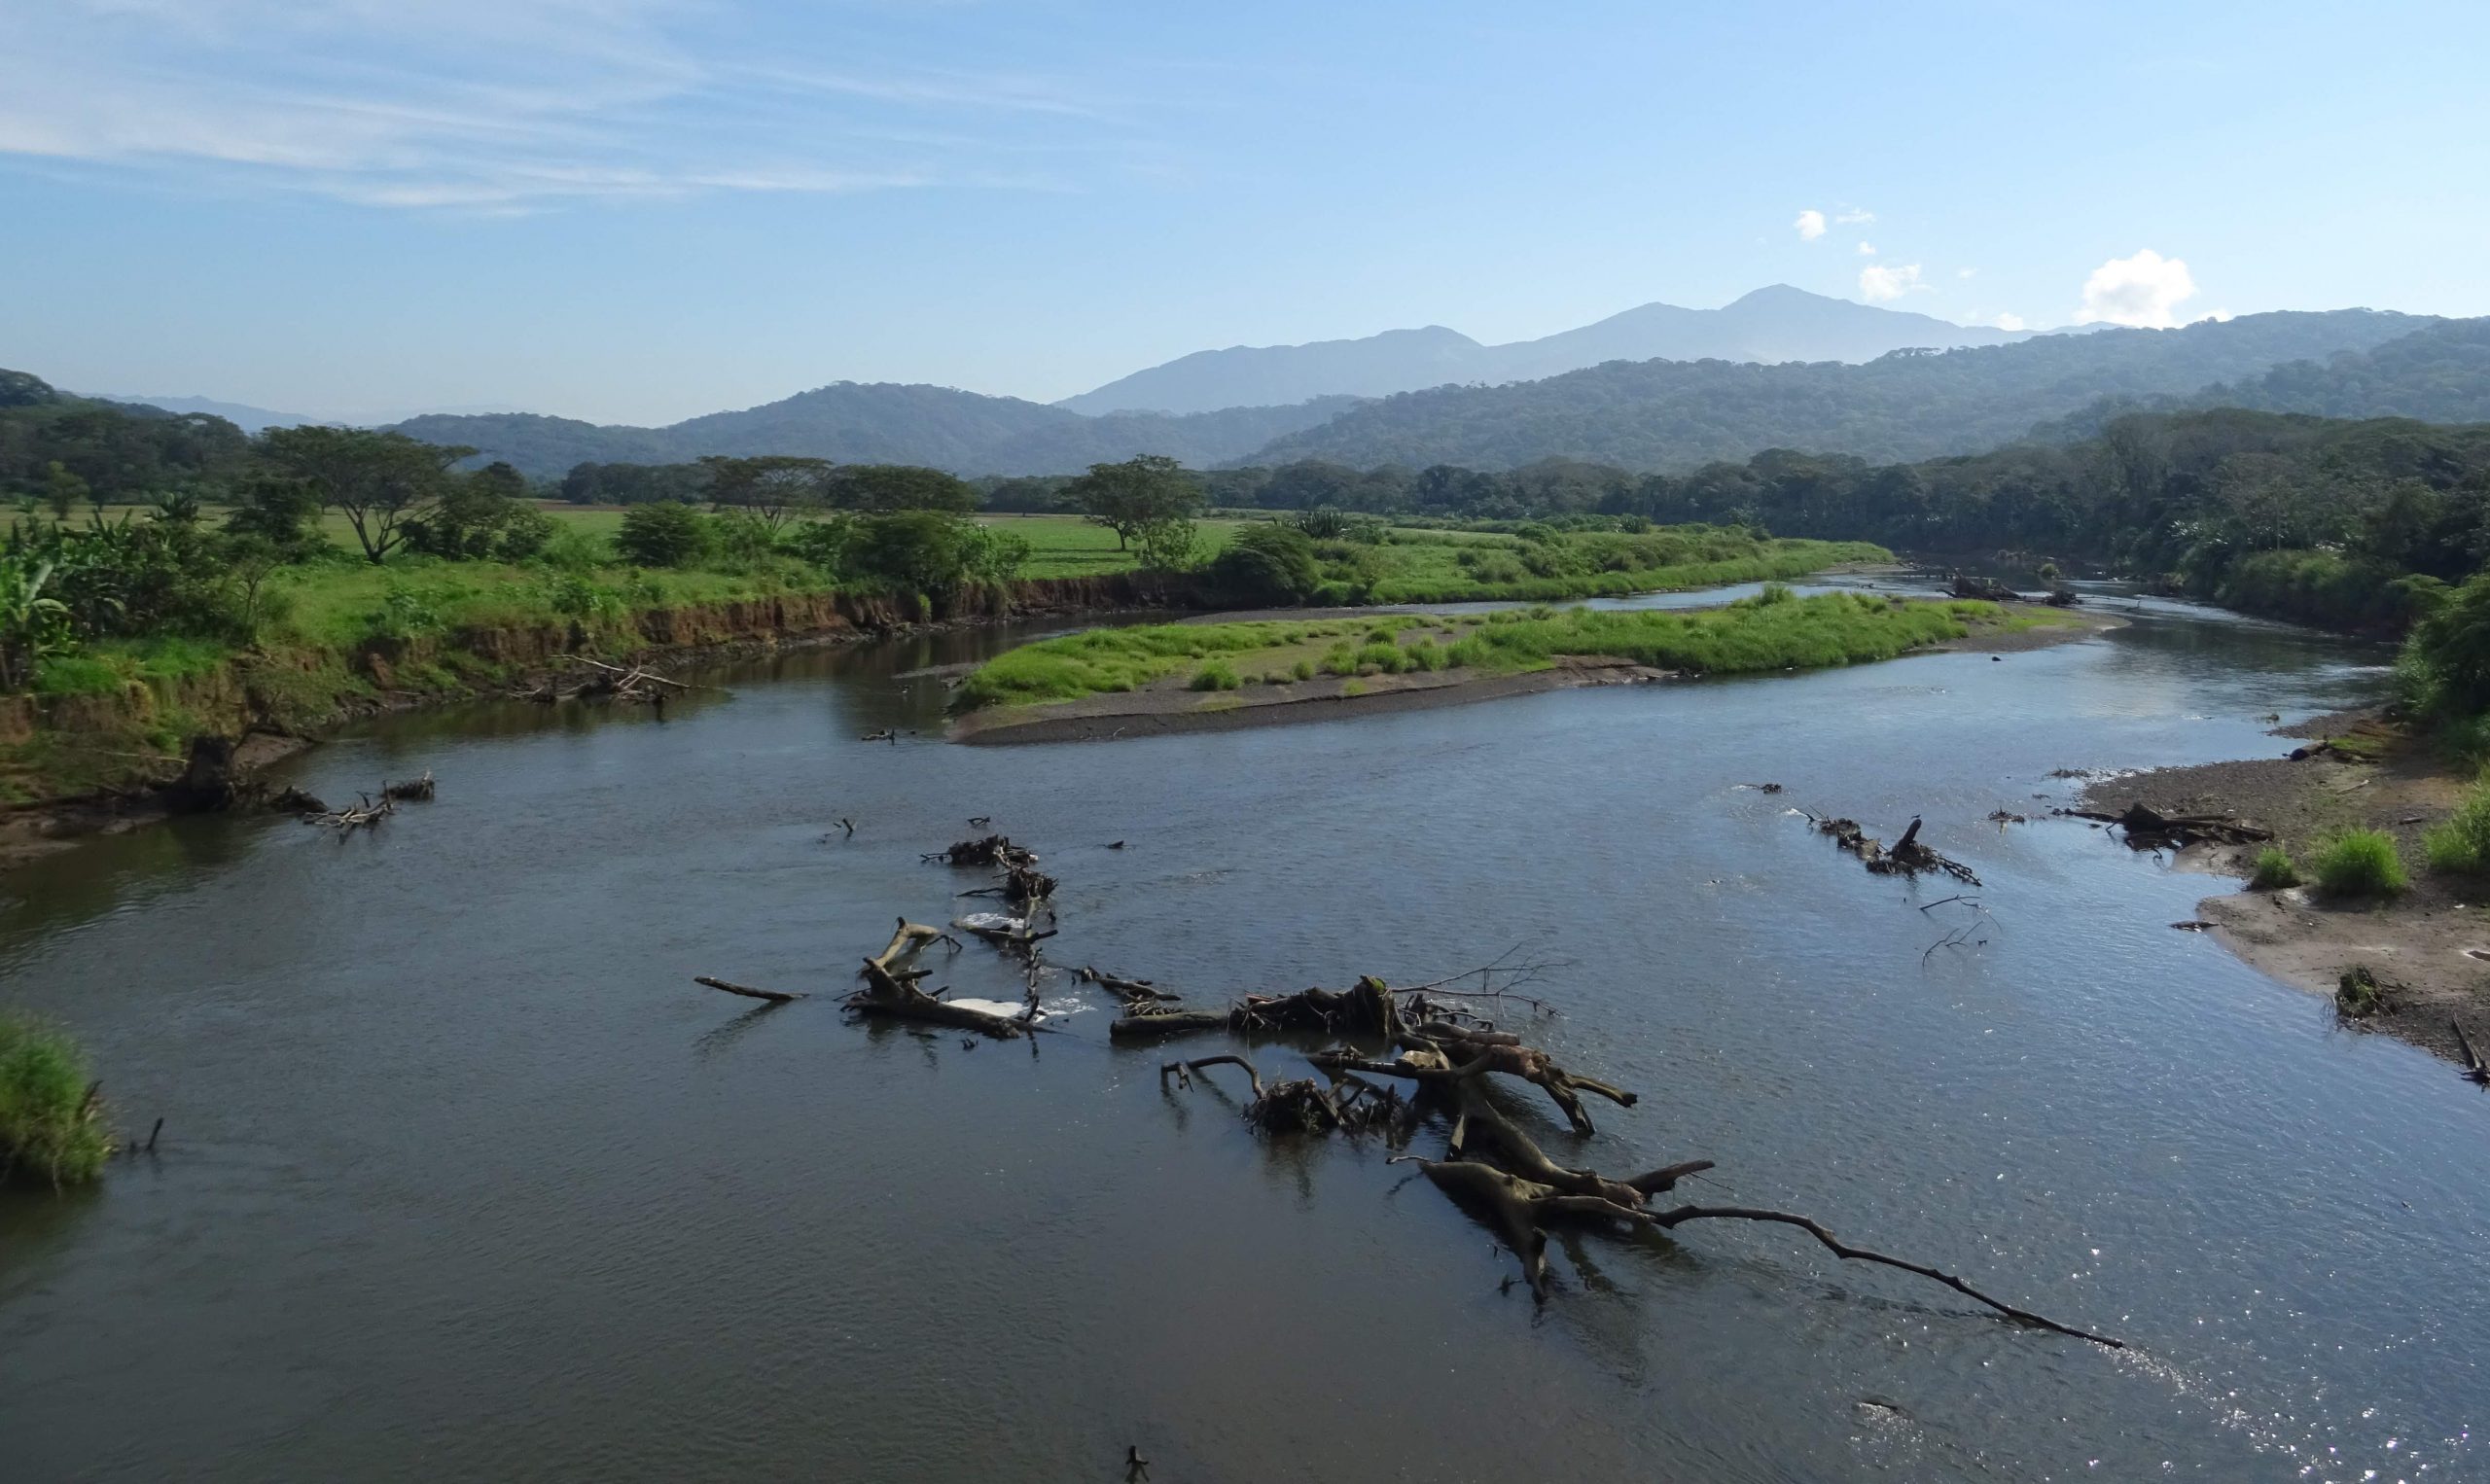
[
  {"left": 0, "top": 1014, "right": 114, "bottom": 1186},
  {"left": 1207, "top": 523, "right": 1321, "bottom": 606},
  {"left": 617, "top": 501, "right": 709, "bottom": 568},
  {"left": 843, "top": 512, "right": 1028, "bottom": 595},
  {"left": 2310, "top": 830, "right": 2409, "bottom": 898},
  {"left": 2248, "top": 847, "right": 2302, "bottom": 889},
  {"left": 1188, "top": 659, "right": 1242, "bottom": 690},
  {"left": 783, "top": 518, "right": 852, "bottom": 572},
  {"left": 1291, "top": 656, "right": 1316, "bottom": 682}
]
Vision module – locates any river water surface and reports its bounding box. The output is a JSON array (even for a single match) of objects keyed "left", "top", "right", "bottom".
[{"left": 4, "top": 580, "right": 2483, "bottom": 1482}]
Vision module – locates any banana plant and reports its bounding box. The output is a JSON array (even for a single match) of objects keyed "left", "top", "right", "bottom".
[{"left": 0, "top": 557, "right": 71, "bottom": 693}]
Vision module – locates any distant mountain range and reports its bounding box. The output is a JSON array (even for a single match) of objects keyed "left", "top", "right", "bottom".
[
  {"left": 368, "top": 306, "right": 2451, "bottom": 479},
  {"left": 387, "top": 390, "right": 1363, "bottom": 481},
  {"left": 89, "top": 394, "right": 530, "bottom": 435},
  {"left": 77, "top": 288, "right": 2483, "bottom": 482},
  {"left": 1055, "top": 285, "right": 2037, "bottom": 415}
]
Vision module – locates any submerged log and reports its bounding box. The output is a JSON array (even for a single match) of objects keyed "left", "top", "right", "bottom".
[
  {"left": 1158, "top": 1054, "right": 1391, "bottom": 1136},
  {"left": 383, "top": 770, "right": 436, "bottom": 802},
  {"left": 694, "top": 974, "right": 804, "bottom": 1003},
  {"left": 1107, "top": 976, "right": 1403, "bottom": 1043},
  {"left": 928, "top": 834, "right": 1039, "bottom": 869}
]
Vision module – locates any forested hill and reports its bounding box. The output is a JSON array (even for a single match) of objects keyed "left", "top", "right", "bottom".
[
  {"left": 388, "top": 387, "right": 1361, "bottom": 479},
  {"left": 1241, "top": 308, "right": 2442, "bottom": 473},
  {"left": 2208, "top": 318, "right": 2490, "bottom": 423}
]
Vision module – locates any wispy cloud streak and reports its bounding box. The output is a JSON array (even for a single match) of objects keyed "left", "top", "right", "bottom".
[{"left": 0, "top": 1, "right": 1145, "bottom": 208}]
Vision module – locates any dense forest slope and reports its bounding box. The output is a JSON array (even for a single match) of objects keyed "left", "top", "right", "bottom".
[
  {"left": 1058, "top": 285, "right": 2030, "bottom": 414},
  {"left": 1242, "top": 308, "right": 2440, "bottom": 472}
]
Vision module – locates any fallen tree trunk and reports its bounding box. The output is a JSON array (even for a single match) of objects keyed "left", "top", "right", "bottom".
[
  {"left": 2056, "top": 802, "right": 2273, "bottom": 849},
  {"left": 846, "top": 918, "right": 1033, "bottom": 1039},
  {"left": 1107, "top": 977, "right": 1402, "bottom": 1043}
]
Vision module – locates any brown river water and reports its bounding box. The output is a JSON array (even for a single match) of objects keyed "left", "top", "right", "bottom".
[{"left": 2, "top": 576, "right": 2480, "bottom": 1482}]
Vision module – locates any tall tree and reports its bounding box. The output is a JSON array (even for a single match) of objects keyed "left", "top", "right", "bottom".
[
  {"left": 261, "top": 426, "right": 474, "bottom": 564},
  {"left": 699, "top": 455, "right": 829, "bottom": 531},
  {"left": 826, "top": 464, "right": 978, "bottom": 513},
  {"left": 1062, "top": 454, "right": 1202, "bottom": 550}
]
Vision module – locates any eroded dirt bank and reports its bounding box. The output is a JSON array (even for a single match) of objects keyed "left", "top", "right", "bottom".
[{"left": 0, "top": 573, "right": 1177, "bottom": 872}]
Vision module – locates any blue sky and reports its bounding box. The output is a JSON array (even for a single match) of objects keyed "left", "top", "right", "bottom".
[{"left": 3, "top": 1, "right": 2485, "bottom": 425}]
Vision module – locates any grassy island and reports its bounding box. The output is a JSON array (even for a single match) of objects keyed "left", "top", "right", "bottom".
[{"left": 952, "top": 588, "right": 2089, "bottom": 736}]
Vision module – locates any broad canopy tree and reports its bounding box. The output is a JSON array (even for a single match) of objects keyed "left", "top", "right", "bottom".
[
  {"left": 1062, "top": 453, "right": 1203, "bottom": 553},
  {"left": 260, "top": 426, "right": 475, "bottom": 564},
  {"left": 699, "top": 455, "right": 829, "bottom": 531}
]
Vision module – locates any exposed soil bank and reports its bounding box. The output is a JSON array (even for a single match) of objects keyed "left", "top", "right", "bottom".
[
  {"left": 0, "top": 573, "right": 1178, "bottom": 872},
  {"left": 2078, "top": 712, "right": 2490, "bottom": 1071},
  {"left": 955, "top": 603, "right": 2122, "bottom": 747}
]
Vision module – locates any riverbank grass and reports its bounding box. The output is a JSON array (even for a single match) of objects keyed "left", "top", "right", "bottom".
[
  {"left": 2311, "top": 829, "right": 2410, "bottom": 899},
  {"left": 0, "top": 1015, "right": 113, "bottom": 1187},
  {"left": 2421, "top": 771, "right": 2490, "bottom": 874},
  {"left": 2249, "top": 846, "right": 2303, "bottom": 890}
]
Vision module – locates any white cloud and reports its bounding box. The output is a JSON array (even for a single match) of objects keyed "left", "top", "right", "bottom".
[
  {"left": 1834, "top": 208, "right": 1874, "bottom": 225},
  {"left": 1794, "top": 208, "right": 1827, "bottom": 240},
  {"left": 2074, "top": 249, "right": 2200, "bottom": 328},
  {"left": 1957, "top": 266, "right": 1977, "bottom": 279},
  {"left": 1993, "top": 312, "right": 2027, "bottom": 332},
  {"left": 1858, "top": 262, "right": 1925, "bottom": 302},
  {"left": 1856, "top": 241, "right": 1876, "bottom": 256},
  {"left": 0, "top": 1, "right": 1140, "bottom": 208}
]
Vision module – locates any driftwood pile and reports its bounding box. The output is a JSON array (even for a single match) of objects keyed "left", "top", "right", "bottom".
[
  {"left": 1807, "top": 812, "right": 1981, "bottom": 885},
  {"left": 691, "top": 829, "right": 2119, "bottom": 1349},
  {"left": 1136, "top": 964, "right": 2115, "bottom": 1342},
  {"left": 2055, "top": 802, "right": 2272, "bottom": 851},
  {"left": 524, "top": 654, "right": 689, "bottom": 711},
  {"left": 1947, "top": 574, "right": 2079, "bottom": 607},
  {"left": 288, "top": 769, "right": 441, "bottom": 831}
]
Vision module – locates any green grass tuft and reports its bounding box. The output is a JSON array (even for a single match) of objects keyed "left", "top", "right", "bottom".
[
  {"left": 2248, "top": 846, "right": 2302, "bottom": 890},
  {"left": 2423, "top": 772, "right": 2490, "bottom": 874},
  {"left": 2311, "top": 830, "right": 2409, "bottom": 898}
]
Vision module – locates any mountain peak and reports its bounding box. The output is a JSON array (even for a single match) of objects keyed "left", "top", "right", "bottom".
[
  {"left": 1724, "top": 283, "right": 1829, "bottom": 308},
  {"left": 1061, "top": 286, "right": 2031, "bottom": 413}
]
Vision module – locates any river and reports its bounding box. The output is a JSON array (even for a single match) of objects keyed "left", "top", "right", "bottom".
[{"left": 3, "top": 578, "right": 2480, "bottom": 1482}]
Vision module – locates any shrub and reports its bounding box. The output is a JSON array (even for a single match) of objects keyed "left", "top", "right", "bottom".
[
  {"left": 2311, "top": 830, "right": 2409, "bottom": 898},
  {"left": 617, "top": 501, "right": 709, "bottom": 568},
  {"left": 2248, "top": 846, "right": 2302, "bottom": 889},
  {"left": 0, "top": 1015, "right": 114, "bottom": 1186},
  {"left": 1188, "top": 659, "right": 1241, "bottom": 691},
  {"left": 2423, "top": 778, "right": 2490, "bottom": 873},
  {"left": 1291, "top": 657, "right": 1316, "bottom": 682},
  {"left": 1206, "top": 523, "right": 1321, "bottom": 606}
]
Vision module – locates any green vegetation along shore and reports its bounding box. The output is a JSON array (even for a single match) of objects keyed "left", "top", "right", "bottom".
[
  {"left": 1, "top": 409, "right": 1879, "bottom": 809},
  {"left": 954, "top": 588, "right": 2066, "bottom": 724},
  {"left": 1, "top": 1014, "right": 113, "bottom": 1187}
]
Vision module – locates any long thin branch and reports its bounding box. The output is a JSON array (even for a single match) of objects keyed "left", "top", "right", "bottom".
[{"left": 1644, "top": 1204, "right": 2123, "bottom": 1348}]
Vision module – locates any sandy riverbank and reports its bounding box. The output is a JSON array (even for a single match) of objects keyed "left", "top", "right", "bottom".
[{"left": 2078, "top": 711, "right": 2490, "bottom": 1071}]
